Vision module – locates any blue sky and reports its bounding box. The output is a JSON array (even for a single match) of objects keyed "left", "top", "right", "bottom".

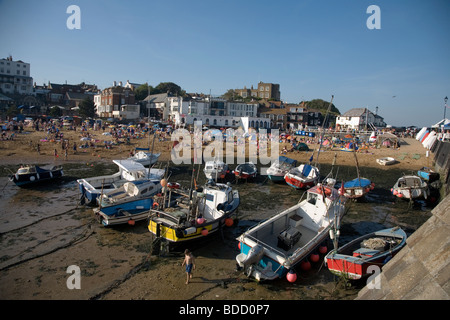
[{"left": 1, "top": 0, "right": 449, "bottom": 127}]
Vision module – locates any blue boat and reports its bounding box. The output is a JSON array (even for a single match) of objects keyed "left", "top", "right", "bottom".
[
  {"left": 343, "top": 177, "right": 374, "bottom": 199},
  {"left": 93, "top": 197, "right": 154, "bottom": 227},
  {"left": 266, "top": 156, "right": 297, "bottom": 182},
  {"left": 417, "top": 167, "right": 440, "bottom": 182},
  {"left": 9, "top": 164, "right": 64, "bottom": 187}
]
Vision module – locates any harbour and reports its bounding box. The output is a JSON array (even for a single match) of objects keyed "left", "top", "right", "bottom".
[{"left": 0, "top": 132, "right": 444, "bottom": 300}]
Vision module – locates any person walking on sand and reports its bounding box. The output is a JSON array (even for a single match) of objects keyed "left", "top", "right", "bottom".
[{"left": 181, "top": 249, "right": 196, "bottom": 284}]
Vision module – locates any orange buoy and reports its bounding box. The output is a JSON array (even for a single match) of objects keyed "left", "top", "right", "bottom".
[
  {"left": 160, "top": 179, "right": 167, "bottom": 187},
  {"left": 238, "top": 242, "right": 241, "bottom": 250},
  {"left": 152, "top": 202, "right": 159, "bottom": 209},
  {"left": 128, "top": 219, "right": 135, "bottom": 226},
  {"left": 286, "top": 270, "right": 297, "bottom": 283},
  {"left": 225, "top": 218, "right": 234, "bottom": 227}
]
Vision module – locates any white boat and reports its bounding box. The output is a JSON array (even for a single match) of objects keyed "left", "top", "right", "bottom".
[
  {"left": 266, "top": 156, "right": 297, "bottom": 182},
  {"left": 98, "top": 179, "right": 162, "bottom": 208},
  {"left": 391, "top": 175, "right": 429, "bottom": 200},
  {"left": 284, "top": 163, "right": 319, "bottom": 189},
  {"left": 376, "top": 157, "right": 396, "bottom": 166},
  {"left": 127, "top": 150, "right": 161, "bottom": 166},
  {"left": 203, "top": 159, "right": 229, "bottom": 181},
  {"left": 77, "top": 159, "right": 165, "bottom": 205},
  {"left": 236, "top": 184, "right": 346, "bottom": 281}
]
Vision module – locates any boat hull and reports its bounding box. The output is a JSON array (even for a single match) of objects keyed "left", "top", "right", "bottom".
[
  {"left": 94, "top": 198, "right": 154, "bottom": 226},
  {"left": 325, "top": 227, "right": 406, "bottom": 279},
  {"left": 9, "top": 166, "right": 63, "bottom": 187}
]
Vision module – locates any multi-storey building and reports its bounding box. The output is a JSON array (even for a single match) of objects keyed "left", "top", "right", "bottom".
[
  {"left": 235, "top": 81, "right": 280, "bottom": 101},
  {"left": 0, "top": 56, "right": 33, "bottom": 95},
  {"left": 95, "top": 81, "right": 137, "bottom": 118}
]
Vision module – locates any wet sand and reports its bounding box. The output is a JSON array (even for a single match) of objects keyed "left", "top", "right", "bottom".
[{"left": 0, "top": 128, "right": 437, "bottom": 301}]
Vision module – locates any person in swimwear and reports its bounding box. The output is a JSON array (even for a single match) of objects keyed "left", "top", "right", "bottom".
[{"left": 181, "top": 249, "right": 196, "bottom": 284}]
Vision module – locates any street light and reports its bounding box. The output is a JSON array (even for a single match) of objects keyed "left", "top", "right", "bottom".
[{"left": 445, "top": 96, "right": 448, "bottom": 120}]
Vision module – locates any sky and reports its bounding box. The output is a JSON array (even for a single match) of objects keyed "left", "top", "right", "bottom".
[{"left": 1, "top": 0, "right": 449, "bottom": 127}]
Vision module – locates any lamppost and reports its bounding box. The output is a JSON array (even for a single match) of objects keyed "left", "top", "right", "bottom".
[{"left": 445, "top": 96, "right": 448, "bottom": 120}]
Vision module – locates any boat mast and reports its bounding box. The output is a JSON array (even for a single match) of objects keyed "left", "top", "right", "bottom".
[{"left": 314, "top": 95, "right": 334, "bottom": 169}]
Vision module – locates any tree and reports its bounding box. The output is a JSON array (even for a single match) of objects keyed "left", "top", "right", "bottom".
[
  {"left": 153, "top": 82, "right": 186, "bottom": 96},
  {"left": 302, "top": 99, "right": 341, "bottom": 115},
  {"left": 78, "top": 97, "right": 96, "bottom": 119},
  {"left": 135, "top": 83, "right": 154, "bottom": 101}
]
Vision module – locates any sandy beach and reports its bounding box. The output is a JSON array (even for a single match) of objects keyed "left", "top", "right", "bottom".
[{"left": 0, "top": 126, "right": 435, "bottom": 301}]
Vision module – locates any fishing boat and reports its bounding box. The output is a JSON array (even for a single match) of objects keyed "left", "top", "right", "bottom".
[
  {"left": 127, "top": 149, "right": 161, "bottom": 166},
  {"left": 343, "top": 178, "right": 374, "bottom": 199},
  {"left": 233, "top": 162, "right": 257, "bottom": 181},
  {"left": 324, "top": 227, "right": 407, "bottom": 280},
  {"left": 97, "top": 179, "right": 162, "bottom": 208},
  {"left": 147, "top": 179, "right": 240, "bottom": 244},
  {"left": 77, "top": 159, "right": 165, "bottom": 205},
  {"left": 417, "top": 167, "right": 440, "bottom": 182},
  {"left": 284, "top": 163, "right": 319, "bottom": 189},
  {"left": 203, "top": 159, "right": 229, "bottom": 181},
  {"left": 376, "top": 157, "right": 396, "bottom": 166},
  {"left": 391, "top": 175, "right": 429, "bottom": 200},
  {"left": 235, "top": 183, "right": 346, "bottom": 281},
  {"left": 266, "top": 156, "right": 297, "bottom": 182},
  {"left": 343, "top": 143, "right": 374, "bottom": 199},
  {"left": 9, "top": 164, "right": 63, "bottom": 187},
  {"left": 94, "top": 197, "right": 154, "bottom": 227}
]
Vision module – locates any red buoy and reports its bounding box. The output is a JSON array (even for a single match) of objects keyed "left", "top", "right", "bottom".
[
  {"left": 286, "top": 270, "right": 297, "bottom": 283},
  {"left": 225, "top": 218, "right": 234, "bottom": 227},
  {"left": 201, "top": 228, "right": 209, "bottom": 236},
  {"left": 128, "top": 219, "right": 135, "bottom": 226},
  {"left": 197, "top": 217, "right": 205, "bottom": 224},
  {"left": 238, "top": 242, "right": 241, "bottom": 250},
  {"left": 310, "top": 253, "right": 320, "bottom": 263},
  {"left": 300, "top": 261, "right": 311, "bottom": 271},
  {"left": 319, "top": 245, "right": 328, "bottom": 254}
]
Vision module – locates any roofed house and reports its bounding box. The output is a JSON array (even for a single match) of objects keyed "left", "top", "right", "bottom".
[{"left": 336, "top": 108, "right": 386, "bottom": 130}]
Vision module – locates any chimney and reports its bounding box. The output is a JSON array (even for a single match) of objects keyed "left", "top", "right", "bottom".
[{"left": 113, "top": 81, "right": 117, "bottom": 87}]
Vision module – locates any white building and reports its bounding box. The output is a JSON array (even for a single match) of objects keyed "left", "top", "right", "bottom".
[
  {"left": 0, "top": 56, "right": 33, "bottom": 95},
  {"left": 165, "top": 96, "right": 270, "bottom": 129},
  {"left": 112, "top": 104, "right": 140, "bottom": 120},
  {"left": 336, "top": 108, "right": 386, "bottom": 130}
]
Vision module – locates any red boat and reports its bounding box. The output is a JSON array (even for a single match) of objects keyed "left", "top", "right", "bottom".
[
  {"left": 284, "top": 163, "right": 319, "bottom": 189},
  {"left": 233, "top": 162, "right": 257, "bottom": 181},
  {"left": 324, "top": 227, "right": 407, "bottom": 280}
]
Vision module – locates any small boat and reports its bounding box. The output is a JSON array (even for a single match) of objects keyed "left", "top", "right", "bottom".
[
  {"left": 284, "top": 163, "right": 319, "bottom": 189},
  {"left": 233, "top": 162, "right": 257, "bottom": 181},
  {"left": 9, "top": 164, "right": 63, "bottom": 187},
  {"left": 94, "top": 198, "right": 154, "bottom": 227},
  {"left": 417, "top": 167, "right": 440, "bottom": 182},
  {"left": 77, "top": 159, "right": 165, "bottom": 205},
  {"left": 266, "top": 156, "right": 297, "bottom": 182},
  {"left": 324, "top": 227, "right": 407, "bottom": 280},
  {"left": 236, "top": 184, "right": 346, "bottom": 281},
  {"left": 391, "top": 175, "right": 429, "bottom": 200},
  {"left": 148, "top": 180, "right": 240, "bottom": 244},
  {"left": 127, "top": 150, "right": 161, "bottom": 166},
  {"left": 376, "top": 157, "right": 396, "bottom": 166},
  {"left": 343, "top": 178, "right": 374, "bottom": 199},
  {"left": 97, "top": 179, "right": 162, "bottom": 208},
  {"left": 203, "top": 159, "right": 229, "bottom": 181}
]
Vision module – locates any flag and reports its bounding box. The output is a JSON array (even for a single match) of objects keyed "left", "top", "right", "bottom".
[{"left": 309, "top": 155, "right": 313, "bottom": 163}]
